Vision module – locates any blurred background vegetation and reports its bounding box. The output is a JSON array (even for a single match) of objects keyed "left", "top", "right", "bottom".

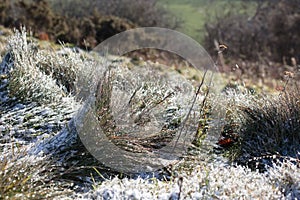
[{"left": 0, "top": 0, "right": 299, "bottom": 82}]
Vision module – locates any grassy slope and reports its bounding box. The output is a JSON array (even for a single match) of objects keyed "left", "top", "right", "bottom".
[{"left": 159, "top": 0, "right": 257, "bottom": 43}]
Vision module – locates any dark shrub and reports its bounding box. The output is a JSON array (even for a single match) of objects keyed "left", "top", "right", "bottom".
[
  {"left": 204, "top": 0, "right": 300, "bottom": 65},
  {"left": 0, "top": 0, "right": 137, "bottom": 49},
  {"left": 48, "top": 0, "right": 181, "bottom": 29}
]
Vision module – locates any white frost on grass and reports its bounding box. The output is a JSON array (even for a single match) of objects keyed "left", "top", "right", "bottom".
[
  {"left": 73, "top": 157, "right": 299, "bottom": 199},
  {"left": 1, "top": 29, "right": 299, "bottom": 200}
]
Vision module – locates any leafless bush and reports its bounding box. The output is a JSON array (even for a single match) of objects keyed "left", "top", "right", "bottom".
[{"left": 204, "top": 0, "right": 300, "bottom": 65}]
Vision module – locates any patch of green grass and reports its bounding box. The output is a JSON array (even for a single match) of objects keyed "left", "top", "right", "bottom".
[
  {"left": 159, "top": 0, "right": 258, "bottom": 43},
  {"left": 161, "top": 3, "right": 206, "bottom": 42}
]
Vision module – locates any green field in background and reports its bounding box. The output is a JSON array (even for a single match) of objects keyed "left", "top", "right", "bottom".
[{"left": 159, "top": 0, "right": 258, "bottom": 43}]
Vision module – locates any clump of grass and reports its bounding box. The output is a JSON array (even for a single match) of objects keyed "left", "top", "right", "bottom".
[
  {"left": 0, "top": 149, "right": 70, "bottom": 199},
  {"left": 94, "top": 63, "right": 197, "bottom": 153},
  {"left": 4, "top": 28, "right": 94, "bottom": 105},
  {"left": 219, "top": 80, "right": 300, "bottom": 168},
  {"left": 6, "top": 28, "right": 65, "bottom": 104}
]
